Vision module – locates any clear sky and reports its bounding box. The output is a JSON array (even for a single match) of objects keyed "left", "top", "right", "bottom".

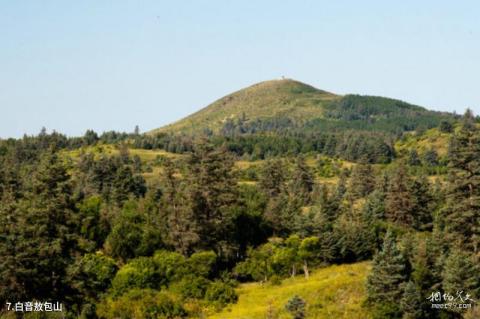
[{"left": 1, "top": 1, "right": 479, "bottom": 138}]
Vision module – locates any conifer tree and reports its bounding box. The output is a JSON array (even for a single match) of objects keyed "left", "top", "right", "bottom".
[
  {"left": 442, "top": 248, "right": 480, "bottom": 307},
  {"left": 409, "top": 175, "right": 434, "bottom": 231},
  {"left": 288, "top": 156, "right": 314, "bottom": 205},
  {"left": 442, "top": 109, "right": 480, "bottom": 255},
  {"left": 366, "top": 230, "right": 408, "bottom": 318},
  {"left": 1, "top": 150, "right": 80, "bottom": 303},
  {"left": 385, "top": 163, "right": 415, "bottom": 227},
  {"left": 349, "top": 164, "right": 375, "bottom": 199},
  {"left": 161, "top": 159, "right": 200, "bottom": 255},
  {"left": 259, "top": 158, "right": 286, "bottom": 198},
  {"left": 186, "top": 143, "right": 239, "bottom": 255}
]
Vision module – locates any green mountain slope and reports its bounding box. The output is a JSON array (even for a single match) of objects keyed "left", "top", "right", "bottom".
[
  {"left": 152, "top": 79, "right": 338, "bottom": 134},
  {"left": 208, "top": 262, "right": 371, "bottom": 319},
  {"left": 150, "top": 79, "right": 452, "bottom": 136}
]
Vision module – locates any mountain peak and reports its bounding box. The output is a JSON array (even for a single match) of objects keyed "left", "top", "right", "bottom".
[{"left": 151, "top": 79, "right": 337, "bottom": 134}]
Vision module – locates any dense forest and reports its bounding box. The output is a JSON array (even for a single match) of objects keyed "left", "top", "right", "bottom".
[{"left": 0, "top": 107, "right": 479, "bottom": 318}]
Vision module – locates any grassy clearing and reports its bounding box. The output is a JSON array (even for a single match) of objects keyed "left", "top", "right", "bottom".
[
  {"left": 395, "top": 128, "right": 450, "bottom": 157},
  {"left": 209, "top": 262, "right": 371, "bottom": 319}
]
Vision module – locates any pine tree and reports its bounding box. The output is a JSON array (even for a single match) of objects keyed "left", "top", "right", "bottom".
[
  {"left": 186, "top": 143, "right": 239, "bottom": 255},
  {"left": 385, "top": 163, "right": 415, "bottom": 227},
  {"left": 407, "top": 149, "right": 421, "bottom": 166},
  {"left": 259, "top": 158, "right": 286, "bottom": 198},
  {"left": 161, "top": 159, "right": 200, "bottom": 255},
  {"left": 366, "top": 230, "right": 408, "bottom": 318},
  {"left": 288, "top": 156, "right": 314, "bottom": 205},
  {"left": 0, "top": 150, "right": 80, "bottom": 303},
  {"left": 349, "top": 164, "right": 375, "bottom": 199},
  {"left": 442, "top": 109, "right": 480, "bottom": 255},
  {"left": 442, "top": 248, "right": 480, "bottom": 307},
  {"left": 409, "top": 175, "right": 434, "bottom": 231},
  {"left": 400, "top": 281, "right": 423, "bottom": 319},
  {"left": 285, "top": 295, "right": 306, "bottom": 319}
]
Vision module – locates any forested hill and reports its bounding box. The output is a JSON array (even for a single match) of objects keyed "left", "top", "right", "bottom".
[
  {"left": 145, "top": 79, "right": 455, "bottom": 164},
  {"left": 151, "top": 79, "right": 453, "bottom": 136}
]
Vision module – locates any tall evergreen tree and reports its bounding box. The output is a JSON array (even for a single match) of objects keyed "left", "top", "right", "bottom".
[
  {"left": 161, "top": 159, "right": 200, "bottom": 255},
  {"left": 349, "top": 164, "right": 376, "bottom": 199},
  {"left": 366, "top": 230, "right": 408, "bottom": 319},
  {"left": 0, "top": 150, "right": 80, "bottom": 303},
  {"left": 186, "top": 143, "right": 239, "bottom": 256},
  {"left": 442, "top": 109, "right": 480, "bottom": 255},
  {"left": 409, "top": 175, "right": 434, "bottom": 231},
  {"left": 385, "top": 163, "right": 415, "bottom": 227},
  {"left": 288, "top": 156, "right": 314, "bottom": 205},
  {"left": 259, "top": 158, "right": 286, "bottom": 198}
]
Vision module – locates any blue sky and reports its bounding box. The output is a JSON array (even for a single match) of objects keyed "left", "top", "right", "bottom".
[{"left": 1, "top": 1, "right": 479, "bottom": 138}]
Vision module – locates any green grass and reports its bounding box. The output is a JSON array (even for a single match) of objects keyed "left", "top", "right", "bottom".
[
  {"left": 209, "top": 262, "right": 371, "bottom": 319},
  {"left": 394, "top": 127, "right": 451, "bottom": 158},
  {"left": 150, "top": 79, "right": 339, "bottom": 135}
]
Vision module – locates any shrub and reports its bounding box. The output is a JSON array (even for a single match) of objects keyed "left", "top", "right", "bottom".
[
  {"left": 96, "top": 289, "right": 187, "bottom": 319},
  {"left": 171, "top": 275, "right": 211, "bottom": 299},
  {"left": 153, "top": 250, "right": 188, "bottom": 283},
  {"left": 285, "top": 295, "right": 306, "bottom": 319},
  {"left": 110, "top": 257, "right": 160, "bottom": 296},
  {"left": 205, "top": 281, "right": 238, "bottom": 307},
  {"left": 269, "top": 275, "right": 282, "bottom": 286},
  {"left": 69, "top": 252, "right": 118, "bottom": 299},
  {"left": 187, "top": 251, "right": 217, "bottom": 278}
]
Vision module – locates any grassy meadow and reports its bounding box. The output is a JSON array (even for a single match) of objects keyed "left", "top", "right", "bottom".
[{"left": 209, "top": 262, "right": 371, "bottom": 319}]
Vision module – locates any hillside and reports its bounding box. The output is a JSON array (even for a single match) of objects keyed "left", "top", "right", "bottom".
[
  {"left": 152, "top": 79, "right": 338, "bottom": 134},
  {"left": 151, "top": 79, "right": 452, "bottom": 136},
  {"left": 209, "top": 262, "right": 371, "bottom": 319}
]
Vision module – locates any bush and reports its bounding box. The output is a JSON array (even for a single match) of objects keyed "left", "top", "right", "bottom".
[
  {"left": 205, "top": 281, "right": 238, "bottom": 307},
  {"left": 269, "top": 275, "right": 282, "bottom": 286},
  {"left": 187, "top": 251, "right": 217, "bottom": 278},
  {"left": 153, "top": 250, "right": 188, "bottom": 283},
  {"left": 171, "top": 275, "right": 211, "bottom": 299},
  {"left": 285, "top": 295, "right": 306, "bottom": 319},
  {"left": 110, "top": 257, "right": 160, "bottom": 296},
  {"left": 96, "top": 289, "right": 187, "bottom": 319},
  {"left": 69, "top": 252, "right": 118, "bottom": 299}
]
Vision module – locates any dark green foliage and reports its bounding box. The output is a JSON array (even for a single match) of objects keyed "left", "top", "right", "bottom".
[
  {"left": 385, "top": 163, "right": 415, "bottom": 226},
  {"left": 259, "top": 158, "right": 286, "bottom": 197},
  {"left": 75, "top": 153, "right": 146, "bottom": 205},
  {"left": 423, "top": 148, "right": 439, "bottom": 167},
  {"left": 159, "top": 158, "right": 200, "bottom": 255},
  {"left": 408, "top": 149, "right": 421, "bottom": 166},
  {"left": 110, "top": 257, "right": 160, "bottom": 296},
  {"left": 187, "top": 251, "right": 217, "bottom": 278},
  {"left": 439, "top": 120, "right": 454, "bottom": 133},
  {"left": 0, "top": 150, "right": 80, "bottom": 304},
  {"left": 69, "top": 252, "right": 118, "bottom": 302},
  {"left": 153, "top": 250, "right": 188, "bottom": 284},
  {"left": 400, "top": 281, "right": 423, "bottom": 319},
  {"left": 77, "top": 196, "right": 109, "bottom": 251},
  {"left": 409, "top": 175, "right": 434, "bottom": 230},
  {"left": 285, "top": 295, "right": 306, "bottom": 319},
  {"left": 349, "top": 164, "right": 375, "bottom": 199},
  {"left": 288, "top": 156, "right": 314, "bottom": 204},
  {"left": 442, "top": 248, "right": 480, "bottom": 305},
  {"left": 442, "top": 110, "right": 480, "bottom": 254},
  {"left": 97, "top": 289, "right": 187, "bottom": 319},
  {"left": 105, "top": 199, "right": 164, "bottom": 262},
  {"left": 186, "top": 143, "right": 240, "bottom": 255},
  {"left": 205, "top": 281, "right": 238, "bottom": 307},
  {"left": 172, "top": 275, "right": 211, "bottom": 299},
  {"left": 366, "top": 231, "right": 408, "bottom": 319}
]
